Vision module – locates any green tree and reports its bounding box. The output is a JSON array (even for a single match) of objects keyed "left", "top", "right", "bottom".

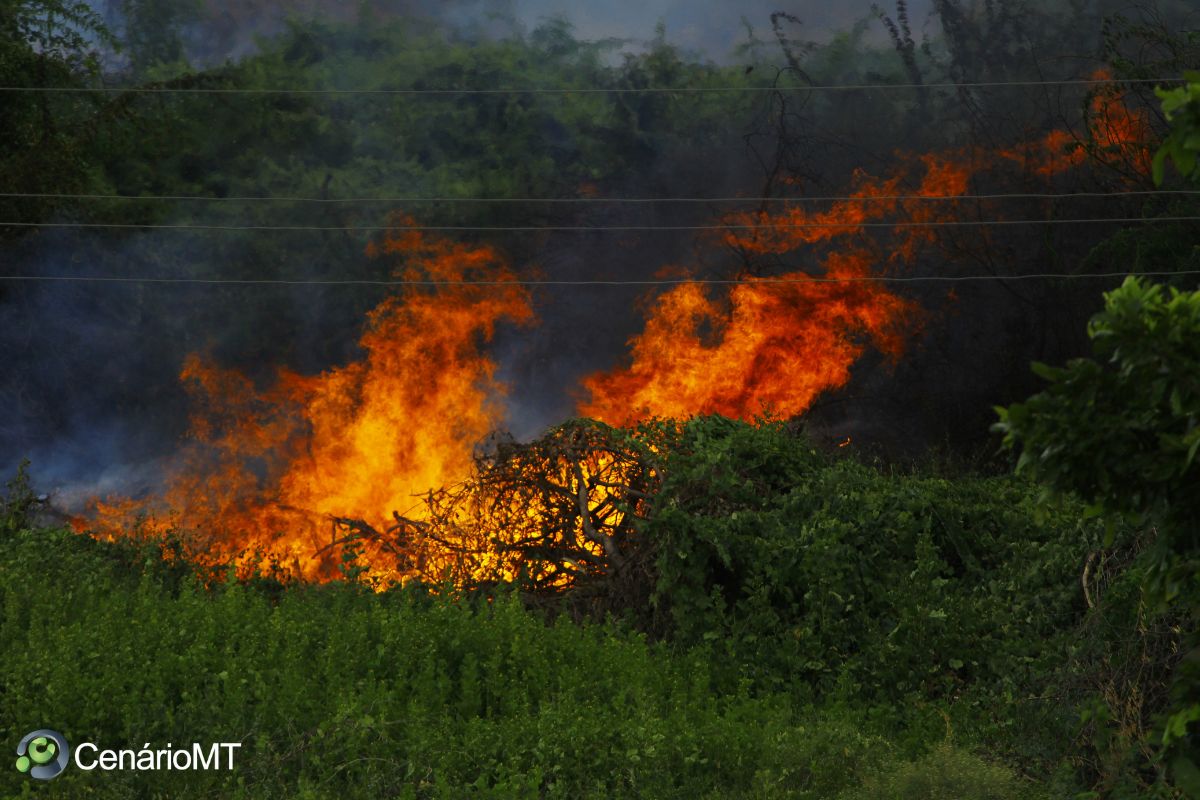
[
  {"left": 994, "top": 277, "right": 1200, "bottom": 598},
  {"left": 995, "top": 277, "right": 1200, "bottom": 795},
  {"left": 0, "top": 0, "right": 115, "bottom": 237},
  {"left": 120, "top": 0, "right": 199, "bottom": 77},
  {"left": 996, "top": 74, "right": 1200, "bottom": 795},
  {"left": 1153, "top": 71, "right": 1200, "bottom": 185}
]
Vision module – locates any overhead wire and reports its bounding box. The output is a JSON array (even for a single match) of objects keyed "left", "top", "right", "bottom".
[
  {"left": 1, "top": 216, "right": 1197, "bottom": 232},
  {"left": 3, "top": 189, "right": 1200, "bottom": 204},
  {"left": 2, "top": 271, "right": 1198, "bottom": 287},
  {"left": 0, "top": 77, "right": 1183, "bottom": 96},
  {"left": 3, "top": 76, "right": 1192, "bottom": 286}
]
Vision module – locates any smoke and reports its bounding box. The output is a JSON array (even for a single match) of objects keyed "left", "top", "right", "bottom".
[
  {"left": 0, "top": 227, "right": 382, "bottom": 504},
  {"left": 87, "top": 0, "right": 937, "bottom": 71},
  {"left": 510, "top": 0, "right": 936, "bottom": 60},
  {"left": 9, "top": 0, "right": 1197, "bottom": 513},
  {"left": 1, "top": 151, "right": 764, "bottom": 508}
]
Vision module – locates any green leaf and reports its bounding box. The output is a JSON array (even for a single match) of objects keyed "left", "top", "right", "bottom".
[
  {"left": 1030, "top": 361, "right": 1061, "bottom": 381},
  {"left": 1153, "top": 146, "right": 1169, "bottom": 186},
  {"left": 1171, "top": 754, "right": 1200, "bottom": 798},
  {"left": 1177, "top": 147, "right": 1198, "bottom": 178},
  {"left": 1185, "top": 428, "right": 1200, "bottom": 469}
]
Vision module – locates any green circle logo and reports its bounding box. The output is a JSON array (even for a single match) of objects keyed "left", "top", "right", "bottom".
[{"left": 15, "top": 730, "right": 69, "bottom": 780}]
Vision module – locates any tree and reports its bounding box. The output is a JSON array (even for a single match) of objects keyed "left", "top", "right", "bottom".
[
  {"left": 1153, "top": 71, "right": 1200, "bottom": 185},
  {"left": 119, "top": 0, "right": 199, "bottom": 77},
  {"left": 994, "top": 276, "right": 1200, "bottom": 595},
  {"left": 995, "top": 274, "right": 1200, "bottom": 795},
  {"left": 0, "top": 0, "right": 115, "bottom": 238},
  {"left": 995, "top": 74, "right": 1200, "bottom": 795}
]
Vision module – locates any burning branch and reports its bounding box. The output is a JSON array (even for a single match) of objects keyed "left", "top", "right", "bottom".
[{"left": 374, "top": 420, "right": 663, "bottom": 612}]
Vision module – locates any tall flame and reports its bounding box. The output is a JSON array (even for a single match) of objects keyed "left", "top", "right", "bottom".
[
  {"left": 576, "top": 154, "right": 963, "bottom": 425},
  {"left": 81, "top": 222, "right": 532, "bottom": 582},
  {"left": 75, "top": 75, "right": 1153, "bottom": 583},
  {"left": 577, "top": 256, "right": 916, "bottom": 425},
  {"left": 580, "top": 72, "right": 1151, "bottom": 425}
]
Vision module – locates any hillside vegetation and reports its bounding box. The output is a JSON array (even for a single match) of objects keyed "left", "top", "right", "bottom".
[{"left": 0, "top": 419, "right": 1180, "bottom": 798}]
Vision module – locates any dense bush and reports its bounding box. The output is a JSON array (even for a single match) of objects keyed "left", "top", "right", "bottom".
[
  {"left": 0, "top": 417, "right": 1177, "bottom": 797},
  {"left": 645, "top": 416, "right": 1089, "bottom": 706},
  {"left": 838, "top": 742, "right": 1040, "bottom": 800},
  {"left": 1, "top": 521, "right": 903, "bottom": 799},
  {"left": 996, "top": 276, "right": 1200, "bottom": 796}
]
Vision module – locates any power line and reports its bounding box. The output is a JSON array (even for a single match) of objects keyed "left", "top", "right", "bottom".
[
  {"left": 2, "top": 216, "right": 1197, "bottom": 232},
  {"left": 2, "top": 271, "right": 1196, "bottom": 287},
  {"left": 4, "top": 190, "right": 1199, "bottom": 204},
  {"left": 0, "top": 77, "right": 1182, "bottom": 96}
]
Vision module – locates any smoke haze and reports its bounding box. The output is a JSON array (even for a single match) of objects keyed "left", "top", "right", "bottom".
[{"left": 5, "top": 0, "right": 1198, "bottom": 511}]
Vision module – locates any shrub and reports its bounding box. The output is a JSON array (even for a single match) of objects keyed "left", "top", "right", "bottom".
[
  {"left": 0, "top": 459, "right": 37, "bottom": 536},
  {"left": 840, "top": 742, "right": 1038, "bottom": 800},
  {"left": 646, "top": 416, "right": 1090, "bottom": 706},
  {"left": 996, "top": 276, "right": 1200, "bottom": 795},
  {"left": 0, "top": 523, "right": 894, "bottom": 799}
]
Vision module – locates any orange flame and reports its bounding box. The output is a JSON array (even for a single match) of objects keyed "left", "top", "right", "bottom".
[
  {"left": 578, "top": 255, "right": 915, "bottom": 425},
  {"left": 997, "top": 70, "right": 1152, "bottom": 178},
  {"left": 580, "top": 74, "right": 1152, "bottom": 425},
  {"left": 577, "top": 153, "right": 969, "bottom": 425},
  {"left": 81, "top": 221, "right": 532, "bottom": 583},
  {"left": 75, "top": 78, "right": 1153, "bottom": 584}
]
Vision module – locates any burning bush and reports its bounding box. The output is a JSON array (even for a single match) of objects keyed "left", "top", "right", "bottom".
[{"left": 333, "top": 418, "right": 665, "bottom": 618}]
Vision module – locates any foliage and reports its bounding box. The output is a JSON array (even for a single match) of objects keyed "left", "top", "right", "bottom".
[
  {"left": 0, "top": 458, "right": 37, "bottom": 534},
  {"left": 996, "top": 276, "right": 1200, "bottom": 795},
  {"left": 1, "top": 523, "right": 898, "bottom": 799},
  {"left": 119, "top": 0, "right": 201, "bottom": 76},
  {"left": 0, "top": 0, "right": 117, "bottom": 237},
  {"left": 1154, "top": 72, "right": 1200, "bottom": 185},
  {"left": 640, "top": 417, "right": 1086, "bottom": 708},
  {"left": 838, "top": 742, "right": 1039, "bottom": 800},
  {"left": 1, "top": 0, "right": 112, "bottom": 72},
  {"left": 0, "top": 416, "right": 1177, "bottom": 797},
  {"left": 995, "top": 277, "right": 1200, "bottom": 604},
  {"left": 624, "top": 416, "right": 1184, "bottom": 794}
]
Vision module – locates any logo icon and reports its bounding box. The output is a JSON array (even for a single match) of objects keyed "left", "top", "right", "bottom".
[{"left": 15, "top": 729, "right": 70, "bottom": 780}]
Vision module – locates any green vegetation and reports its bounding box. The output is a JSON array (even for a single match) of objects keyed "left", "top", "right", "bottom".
[
  {"left": 4, "top": 2, "right": 1200, "bottom": 797},
  {"left": 2, "top": 523, "right": 888, "bottom": 799},
  {"left": 0, "top": 420, "right": 1175, "bottom": 798},
  {"left": 999, "top": 72, "right": 1200, "bottom": 792},
  {"left": 1154, "top": 72, "right": 1200, "bottom": 185},
  {"left": 997, "top": 277, "right": 1200, "bottom": 796},
  {"left": 839, "top": 743, "right": 1032, "bottom": 800}
]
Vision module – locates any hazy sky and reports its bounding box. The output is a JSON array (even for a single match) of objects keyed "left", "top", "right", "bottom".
[{"left": 509, "top": 0, "right": 936, "bottom": 60}]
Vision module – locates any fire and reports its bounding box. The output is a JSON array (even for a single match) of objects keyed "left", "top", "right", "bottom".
[
  {"left": 81, "top": 220, "right": 533, "bottom": 583},
  {"left": 997, "top": 70, "right": 1152, "bottom": 177},
  {"left": 73, "top": 77, "right": 1153, "bottom": 586},
  {"left": 580, "top": 73, "right": 1151, "bottom": 425},
  {"left": 578, "top": 256, "right": 916, "bottom": 425},
  {"left": 577, "top": 153, "right": 966, "bottom": 425},
  {"left": 407, "top": 421, "right": 658, "bottom": 593}
]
